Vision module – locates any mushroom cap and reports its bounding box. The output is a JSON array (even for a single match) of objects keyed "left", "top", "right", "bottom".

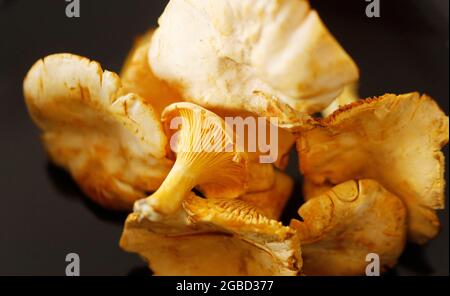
[
  {"left": 149, "top": 0, "right": 358, "bottom": 114},
  {"left": 297, "top": 93, "right": 449, "bottom": 243},
  {"left": 121, "top": 192, "right": 301, "bottom": 275},
  {"left": 161, "top": 102, "right": 248, "bottom": 199},
  {"left": 24, "top": 54, "right": 172, "bottom": 209},
  {"left": 120, "top": 28, "right": 182, "bottom": 115},
  {"left": 291, "top": 179, "right": 407, "bottom": 275}
]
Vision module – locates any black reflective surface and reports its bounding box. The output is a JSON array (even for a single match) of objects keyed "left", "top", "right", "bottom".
[{"left": 0, "top": 0, "right": 448, "bottom": 275}]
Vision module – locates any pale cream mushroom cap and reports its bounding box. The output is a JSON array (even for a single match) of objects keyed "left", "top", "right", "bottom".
[
  {"left": 149, "top": 0, "right": 358, "bottom": 114},
  {"left": 24, "top": 54, "right": 172, "bottom": 209}
]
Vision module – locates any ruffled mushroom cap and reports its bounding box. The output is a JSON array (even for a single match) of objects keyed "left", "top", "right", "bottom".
[
  {"left": 297, "top": 93, "right": 449, "bottom": 243},
  {"left": 121, "top": 192, "right": 302, "bottom": 275},
  {"left": 120, "top": 29, "right": 182, "bottom": 115},
  {"left": 139, "top": 102, "right": 248, "bottom": 215},
  {"left": 149, "top": 0, "right": 358, "bottom": 114},
  {"left": 291, "top": 179, "right": 407, "bottom": 275},
  {"left": 23, "top": 54, "right": 172, "bottom": 210}
]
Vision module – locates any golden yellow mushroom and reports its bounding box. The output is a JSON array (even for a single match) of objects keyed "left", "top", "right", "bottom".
[
  {"left": 297, "top": 93, "right": 449, "bottom": 243},
  {"left": 23, "top": 54, "right": 172, "bottom": 210},
  {"left": 121, "top": 192, "right": 302, "bottom": 275},
  {"left": 138, "top": 102, "right": 248, "bottom": 215},
  {"left": 291, "top": 179, "right": 407, "bottom": 275}
]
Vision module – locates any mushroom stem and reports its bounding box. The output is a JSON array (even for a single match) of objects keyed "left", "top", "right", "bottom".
[{"left": 149, "top": 161, "right": 198, "bottom": 215}]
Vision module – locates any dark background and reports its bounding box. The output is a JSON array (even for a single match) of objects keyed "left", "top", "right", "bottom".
[{"left": 0, "top": 0, "right": 448, "bottom": 275}]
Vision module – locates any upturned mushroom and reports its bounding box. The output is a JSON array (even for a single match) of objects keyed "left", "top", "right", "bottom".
[
  {"left": 121, "top": 192, "right": 302, "bottom": 275},
  {"left": 137, "top": 102, "right": 248, "bottom": 216}
]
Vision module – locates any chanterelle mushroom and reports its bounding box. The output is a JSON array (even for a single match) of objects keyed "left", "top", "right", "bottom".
[
  {"left": 23, "top": 54, "right": 173, "bottom": 210},
  {"left": 149, "top": 0, "right": 359, "bottom": 114},
  {"left": 291, "top": 179, "right": 407, "bottom": 275},
  {"left": 121, "top": 192, "right": 302, "bottom": 275},
  {"left": 297, "top": 93, "right": 449, "bottom": 243},
  {"left": 137, "top": 102, "right": 248, "bottom": 216}
]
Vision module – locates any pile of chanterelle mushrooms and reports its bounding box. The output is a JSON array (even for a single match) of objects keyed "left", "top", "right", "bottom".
[{"left": 23, "top": 0, "right": 448, "bottom": 275}]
